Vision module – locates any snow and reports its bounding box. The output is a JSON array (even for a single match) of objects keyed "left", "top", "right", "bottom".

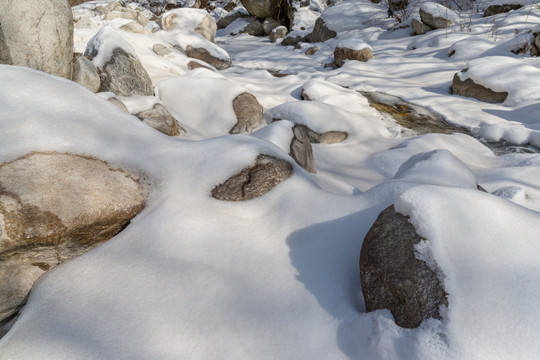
[{"left": 1, "top": 0, "right": 540, "bottom": 359}]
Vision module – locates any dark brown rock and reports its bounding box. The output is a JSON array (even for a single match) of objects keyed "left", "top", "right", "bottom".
[
  {"left": 185, "top": 45, "right": 231, "bottom": 70},
  {"left": 310, "top": 17, "right": 337, "bottom": 43},
  {"left": 231, "top": 92, "right": 263, "bottom": 134},
  {"left": 452, "top": 71, "right": 508, "bottom": 103},
  {"left": 211, "top": 155, "right": 292, "bottom": 201},
  {"left": 360, "top": 206, "right": 448, "bottom": 328}
]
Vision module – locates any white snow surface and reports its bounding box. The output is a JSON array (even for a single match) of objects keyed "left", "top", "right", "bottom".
[{"left": 1, "top": 0, "right": 540, "bottom": 359}]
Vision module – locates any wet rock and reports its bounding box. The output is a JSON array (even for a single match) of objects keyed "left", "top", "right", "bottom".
[
  {"left": 0, "top": 153, "right": 145, "bottom": 322},
  {"left": 484, "top": 4, "right": 522, "bottom": 17},
  {"left": 310, "top": 18, "right": 337, "bottom": 43},
  {"left": 136, "top": 104, "right": 184, "bottom": 136},
  {"left": 412, "top": 18, "right": 433, "bottom": 35},
  {"left": 231, "top": 92, "right": 264, "bottom": 134},
  {"left": 0, "top": 0, "right": 73, "bottom": 79},
  {"left": 452, "top": 71, "right": 508, "bottom": 103},
  {"left": 211, "top": 155, "right": 293, "bottom": 201},
  {"left": 360, "top": 206, "right": 448, "bottom": 328},
  {"left": 72, "top": 54, "right": 101, "bottom": 93},
  {"left": 270, "top": 26, "right": 288, "bottom": 42},
  {"left": 334, "top": 45, "right": 373, "bottom": 67},
  {"left": 185, "top": 45, "right": 231, "bottom": 70},
  {"left": 291, "top": 125, "right": 316, "bottom": 173}
]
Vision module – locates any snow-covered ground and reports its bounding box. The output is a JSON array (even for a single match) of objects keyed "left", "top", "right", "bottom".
[{"left": 1, "top": 0, "right": 540, "bottom": 359}]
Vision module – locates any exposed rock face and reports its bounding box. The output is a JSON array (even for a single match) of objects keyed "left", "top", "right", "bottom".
[
  {"left": 0, "top": 153, "right": 145, "bottom": 322},
  {"left": 310, "top": 18, "right": 337, "bottom": 43},
  {"left": 241, "top": 0, "right": 280, "bottom": 20},
  {"left": 185, "top": 45, "right": 232, "bottom": 70},
  {"left": 211, "top": 155, "right": 293, "bottom": 201},
  {"left": 136, "top": 104, "right": 184, "bottom": 136},
  {"left": 231, "top": 93, "right": 263, "bottom": 134},
  {"left": 334, "top": 46, "right": 373, "bottom": 67},
  {"left": 270, "top": 26, "right": 288, "bottom": 42},
  {"left": 412, "top": 18, "right": 433, "bottom": 35},
  {"left": 291, "top": 125, "right": 316, "bottom": 173},
  {"left": 360, "top": 206, "right": 448, "bottom": 328},
  {"left": 96, "top": 47, "right": 154, "bottom": 96},
  {"left": 0, "top": 0, "right": 73, "bottom": 79},
  {"left": 484, "top": 4, "right": 522, "bottom": 17},
  {"left": 419, "top": 3, "right": 456, "bottom": 29},
  {"left": 452, "top": 71, "right": 508, "bottom": 103},
  {"left": 72, "top": 54, "right": 101, "bottom": 93}
]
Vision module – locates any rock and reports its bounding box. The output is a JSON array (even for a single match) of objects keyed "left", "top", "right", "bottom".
[
  {"left": 241, "top": 0, "right": 280, "bottom": 20},
  {"left": 69, "top": 0, "right": 94, "bottom": 5},
  {"left": 108, "top": 97, "right": 130, "bottom": 113},
  {"left": 0, "top": 153, "right": 145, "bottom": 322},
  {"left": 334, "top": 45, "right": 373, "bottom": 67},
  {"left": 161, "top": 9, "right": 217, "bottom": 42},
  {"left": 304, "top": 46, "right": 319, "bottom": 55},
  {"left": 0, "top": 0, "right": 73, "bottom": 79},
  {"left": 263, "top": 18, "right": 281, "bottom": 35},
  {"left": 360, "top": 206, "right": 448, "bottom": 328},
  {"left": 217, "top": 10, "right": 249, "bottom": 29},
  {"left": 120, "top": 21, "right": 152, "bottom": 34},
  {"left": 185, "top": 45, "right": 232, "bottom": 70},
  {"left": 187, "top": 61, "right": 214, "bottom": 71},
  {"left": 230, "top": 92, "right": 263, "bottom": 134},
  {"left": 310, "top": 18, "right": 337, "bottom": 43},
  {"left": 104, "top": 10, "right": 150, "bottom": 27},
  {"left": 281, "top": 35, "right": 308, "bottom": 47},
  {"left": 452, "top": 71, "right": 508, "bottom": 103},
  {"left": 242, "top": 19, "right": 265, "bottom": 36},
  {"left": 72, "top": 54, "right": 101, "bottom": 93},
  {"left": 75, "top": 16, "right": 99, "bottom": 30},
  {"left": 412, "top": 18, "right": 433, "bottom": 35},
  {"left": 136, "top": 104, "right": 184, "bottom": 136},
  {"left": 291, "top": 125, "right": 316, "bottom": 173},
  {"left": 318, "top": 131, "right": 348, "bottom": 144},
  {"left": 484, "top": 4, "right": 522, "bottom": 17},
  {"left": 211, "top": 155, "right": 293, "bottom": 201},
  {"left": 152, "top": 44, "right": 172, "bottom": 56},
  {"left": 419, "top": 2, "right": 458, "bottom": 29},
  {"left": 270, "top": 26, "right": 288, "bottom": 42}
]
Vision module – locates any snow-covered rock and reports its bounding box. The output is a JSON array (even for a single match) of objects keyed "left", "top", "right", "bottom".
[
  {"left": 419, "top": 2, "right": 459, "bottom": 29},
  {"left": 334, "top": 40, "right": 373, "bottom": 67},
  {"left": 161, "top": 8, "right": 218, "bottom": 42}
]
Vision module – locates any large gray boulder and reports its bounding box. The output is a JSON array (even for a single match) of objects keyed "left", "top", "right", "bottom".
[
  {"left": 231, "top": 93, "right": 263, "bottom": 134},
  {"left": 212, "top": 155, "right": 292, "bottom": 201},
  {"left": 0, "top": 153, "right": 145, "bottom": 322},
  {"left": 452, "top": 71, "right": 508, "bottom": 103},
  {"left": 309, "top": 18, "right": 337, "bottom": 43},
  {"left": 0, "top": 0, "right": 73, "bottom": 79},
  {"left": 360, "top": 206, "right": 448, "bottom": 328},
  {"left": 419, "top": 2, "right": 458, "bottom": 29},
  {"left": 241, "top": 0, "right": 280, "bottom": 19}
]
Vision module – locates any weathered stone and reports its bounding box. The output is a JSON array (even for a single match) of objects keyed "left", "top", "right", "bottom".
[
  {"left": 291, "top": 125, "right": 316, "bottom": 173},
  {"left": 241, "top": 0, "right": 280, "bottom": 19},
  {"left": 270, "top": 26, "right": 288, "bottom": 42},
  {"left": 452, "top": 71, "right": 508, "bottom": 103},
  {"left": 318, "top": 131, "right": 348, "bottom": 144},
  {"left": 419, "top": 3, "right": 456, "bottom": 29},
  {"left": 262, "top": 17, "right": 281, "bottom": 35},
  {"left": 242, "top": 19, "right": 265, "bottom": 36},
  {"left": 334, "top": 46, "right": 373, "bottom": 67},
  {"left": 412, "top": 18, "right": 433, "bottom": 35},
  {"left": 104, "top": 10, "right": 150, "bottom": 27},
  {"left": 136, "top": 104, "right": 184, "bottom": 136},
  {"left": 484, "top": 4, "right": 522, "bottom": 17},
  {"left": 305, "top": 46, "right": 319, "bottom": 55},
  {"left": 211, "top": 155, "right": 293, "bottom": 201},
  {"left": 230, "top": 93, "right": 263, "bottom": 134},
  {"left": 0, "top": 153, "right": 145, "bottom": 322},
  {"left": 72, "top": 55, "right": 101, "bottom": 93},
  {"left": 281, "top": 35, "right": 308, "bottom": 47},
  {"left": 217, "top": 11, "right": 249, "bottom": 29},
  {"left": 0, "top": 0, "right": 73, "bottom": 79},
  {"left": 153, "top": 44, "right": 172, "bottom": 56},
  {"left": 120, "top": 21, "right": 152, "bottom": 34},
  {"left": 185, "top": 45, "right": 231, "bottom": 70},
  {"left": 196, "top": 15, "right": 218, "bottom": 42},
  {"left": 310, "top": 18, "right": 337, "bottom": 43},
  {"left": 360, "top": 206, "right": 448, "bottom": 328},
  {"left": 97, "top": 47, "right": 154, "bottom": 96}
]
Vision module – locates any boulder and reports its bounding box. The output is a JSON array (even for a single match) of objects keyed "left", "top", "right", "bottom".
[
  {"left": 334, "top": 44, "right": 373, "bottom": 67},
  {"left": 419, "top": 2, "right": 458, "bottom": 29},
  {"left": 185, "top": 45, "right": 232, "bottom": 70},
  {"left": 291, "top": 125, "right": 316, "bottom": 173},
  {"left": 318, "top": 131, "right": 348, "bottom": 144},
  {"left": 136, "top": 104, "right": 184, "bottom": 136},
  {"left": 270, "top": 26, "right": 288, "bottom": 42},
  {"left": 360, "top": 206, "right": 448, "bottom": 328},
  {"left": 412, "top": 18, "right": 433, "bottom": 35},
  {"left": 72, "top": 54, "right": 101, "bottom": 93},
  {"left": 211, "top": 155, "right": 293, "bottom": 201},
  {"left": 281, "top": 35, "right": 308, "bottom": 47},
  {"left": 310, "top": 18, "right": 337, "bottom": 43},
  {"left": 452, "top": 71, "right": 508, "bottom": 103},
  {"left": 217, "top": 10, "right": 250, "bottom": 29},
  {"left": 0, "top": 153, "right": 145, "bottom": 322},
  {"left": 152, "top": 44, "right": 172, "bottom": 56},
  {"left": 231, "top": 93, "right": 264, "bottom": 134},
  {"left": 0, "top": 0, "right": 73, "bottom": 79},
  {"left": 241, "top": 0, "right": 280, "bottom": 20},
  {"left": 484, "top": 4, "right": 522, "bottom": 17},
  {"left": 242, "top": 19, "right": 265, "bottom": 36},
  {"left": 104, "top": 10, "right": 150, "bottom": 27},
  {"left": 161, "top": 9, "right": 217, "bottom": 42},
  {"left": 263, "top": 18, "right": 281, "bottom": 35}
]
